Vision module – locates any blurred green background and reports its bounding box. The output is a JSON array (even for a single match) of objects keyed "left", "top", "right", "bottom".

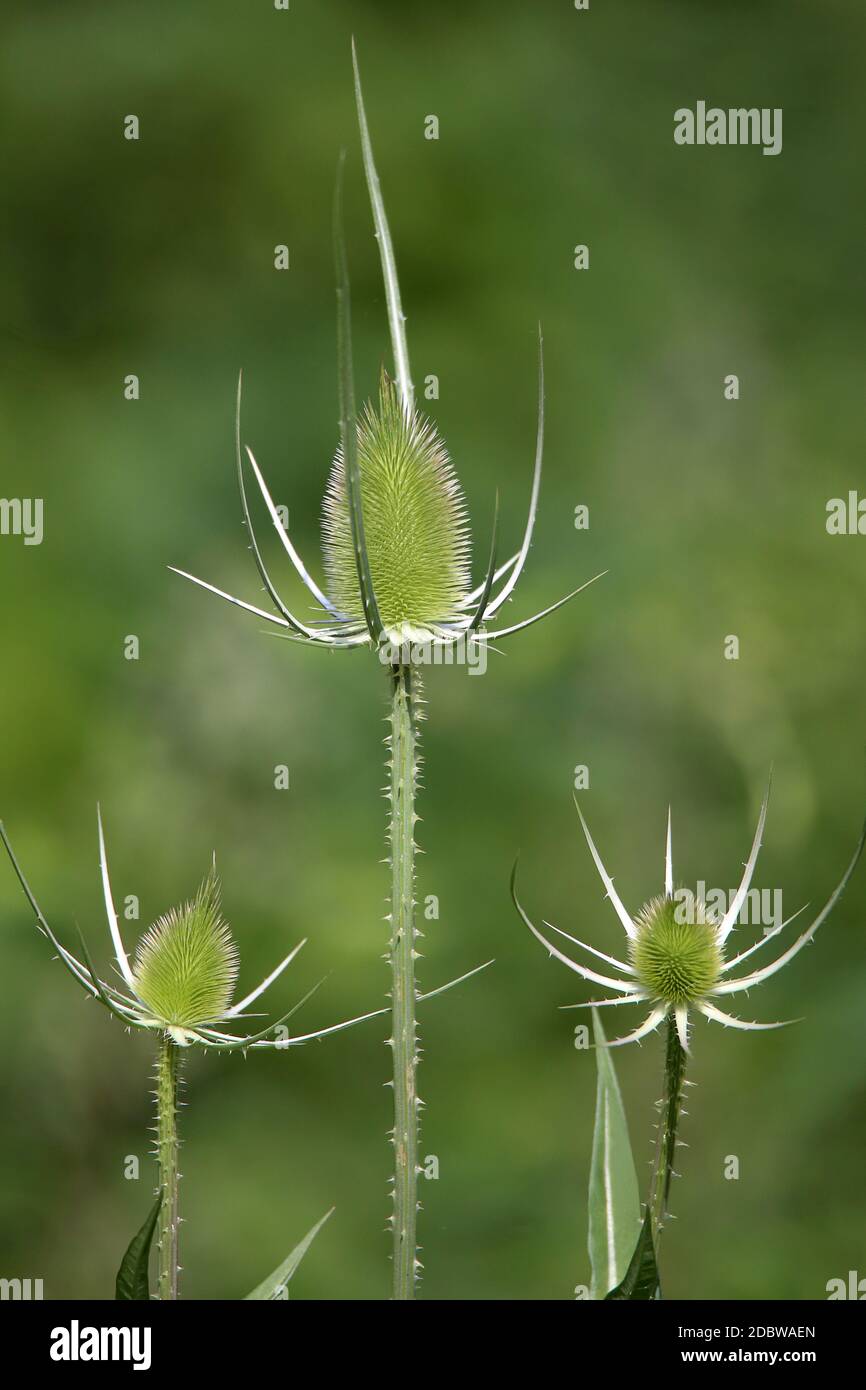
[{"left": 1, "top": 0, "right": 864, "bottom": 1301}]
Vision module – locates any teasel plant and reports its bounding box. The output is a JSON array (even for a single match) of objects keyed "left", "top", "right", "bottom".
[
  {"left": 0, "top": 810, "right": 392, "bottom": 1301},
  {"left": 168, "top": 43, "right": 603, "bottom": 1299},
  {"left": 512, "top": 778, "right": 866, "bottom": 1298}
]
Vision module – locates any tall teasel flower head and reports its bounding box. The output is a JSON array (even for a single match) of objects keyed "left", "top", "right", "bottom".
[
  {"left": 0, "top": 810, "right": 387, "bottom": 1051},
  {"left": 513, "top": 779, "right": 866, "bottom": 1051},
  {"left": 321, "top": 371, "right": 473, "bottom": 642},
  {"left": 169, "top": 46, "right": 604, "bottom": 658}
]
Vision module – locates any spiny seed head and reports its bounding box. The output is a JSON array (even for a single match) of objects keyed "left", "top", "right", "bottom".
[
  {"left": 321, "top": 371, "right": 471, "bottom": 637},
  {"left": 631, "top": 895, "right": 723, "bottom": 1005},
  {"left": 133, "top": 872, "right": 239, "bottom": 1031}
]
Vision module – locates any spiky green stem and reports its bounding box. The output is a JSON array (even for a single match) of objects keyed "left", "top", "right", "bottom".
[
  {"left": 155, "top": 1034, "right": 181, "bottom": 1300},
  {"left": 388, "top": 663, "right": 419, "bottom": 1299},
  {"left": 647, "top": 1013, "right": 687, "bottom": 1242}
]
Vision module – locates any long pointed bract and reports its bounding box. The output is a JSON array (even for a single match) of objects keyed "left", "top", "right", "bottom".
[
  {"left": 237, "top": 372, "right": 337, "bottom": 616},
  {"left": 244, "top": 445, "right": 339, "bottom": 617},
  {"left": 543, "top": 920, "right": 637, "bottom": 974},
  {"left": 716, "top": 778, "right": 771, "bottom": 944},
  {"left": 459, "top": 552, "right": 519, "bottom": 608},
  {"left": 574, "top": 799, "right": 637, "bottom": 940},
  {"left": 664, "top": 809, "right": 673, "bottom": 899},
  {"left": 511, "top": 864, "right": 640, "bottom": 993},
  {"left": 224, "top": 939, "right": 307, "bottom": 1018},
  {"left": 416, "top": 959, "right": 494, "bottom": 1003},
  {"left": 0, "top": 823, "right": 127, "bottom": 1007},
  {"left": 713, "top": 817, "right": 866, "bottom": 995},
  {"left": 236, "top": 451, "right": 327, "bottom": 640},
  {"left": 484, "top": 329, "right": 544, "bottom": 616},
  {"left": 352, "top": 39, "right": 413, "bottom": 412},
  {"left": 698, "top": 1000, "right": 795, "bottom": 1031},
  {"left": 334, "top": 151, "right": 384, "bottom": 644},
  {"left": 97, "top": 807, "right": 136, "bottom": 988},
  {"left": 602, "top": 1005, "right": 667, "bottom": 1048},
  {"left": 467, "top": 492, "right": 500, "bottom": 633},
  {"left": 479, "top": 570, "right": 607, "bottom": 641},
  {"left": 719, "top": 903, "right": 808, "bottom": 975}
]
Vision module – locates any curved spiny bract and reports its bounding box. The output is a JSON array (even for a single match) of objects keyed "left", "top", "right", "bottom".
[{"left": 133, "top": 873, "right": 239, "bottom": 1041}]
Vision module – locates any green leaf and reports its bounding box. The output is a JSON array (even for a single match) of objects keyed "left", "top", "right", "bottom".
[
  {"left": 587, "top": 1007, "right": 641, "bottom": 1298},
  {"left": 604, "top": 1209, "right": 661, "bottom": 1300},
  {"left": 244, "top": 1208, "right": 334, "bottom": 1300},
  {"left": 115, "top": 1191, "right": 162, "bottom": 1300}
]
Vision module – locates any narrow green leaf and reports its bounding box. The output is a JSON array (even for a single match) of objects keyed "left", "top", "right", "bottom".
[
  {"left": 244, "top": 1208, "right": 334, "bottom": 1301},
  {"left": 115, "top": 1192, "right": 162, "bottom": 1301},
  {"left": 604, "top": 1209, "right": 661, "bottom": 1300},
  {"left": 587, "top": 1007, "right": 641, "bottom": 1298}
]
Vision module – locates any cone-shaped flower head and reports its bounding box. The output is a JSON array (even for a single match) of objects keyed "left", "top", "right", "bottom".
[
  {"left": 322, "top": 373, "right": 471, "bottom": 641},
  {"left": 133, "top": 873, "right": 239, "bottom": 1036},
  {"left": 513, "top": 785, "right": 865, "bottom": 1050}
]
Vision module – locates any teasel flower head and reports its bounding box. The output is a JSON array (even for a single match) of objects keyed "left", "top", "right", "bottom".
[
  {"left": 169, "top": 45, "right": 604, "bottom": 659},
  {"left": 131, "top": 873, "right": 239, "bottom": 1043},
  {"left": 513, "top": 777, "right": 865, "bottom": 1051},
  {"left": 0, "top": 810, "right": 387, "bottom": 1051},
  {"left": 321, "top": 371, "right": 473, "bottom": 644}
]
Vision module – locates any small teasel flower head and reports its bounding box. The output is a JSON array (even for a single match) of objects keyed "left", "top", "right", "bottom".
[
  {"left": 631, "top": 895, "right": 723, "bottom": 1006},
  {"left": 322, "top": 371, "right": 472, "bottom": 642},
  {"left": 0, "top": 809, "right": 391, "bottom": 1053},
  {"left": 513, "top": 778, "right": 866, "bottom": 1051},
  {"left": 133, "top": 873, "right": 239, "bottom": 1043}
]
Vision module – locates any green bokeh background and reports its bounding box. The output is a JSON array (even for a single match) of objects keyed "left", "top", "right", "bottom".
[{"left": 1, "top": 0, "right": 863, "bottom": 1300}]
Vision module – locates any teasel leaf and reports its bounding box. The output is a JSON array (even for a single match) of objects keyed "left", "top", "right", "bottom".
[
  {"left": 244, "top": 1208, "right": 334, "bottom": 1300},
  {"left": 604, "top": 1209, "right": 661, "bottom": 1300},
  {"left": 588, "top": 1007, "right": 642, "bottom": 1298},
  {"left": 115, "top": 1191, "right": 162, "bottom": 1301}
]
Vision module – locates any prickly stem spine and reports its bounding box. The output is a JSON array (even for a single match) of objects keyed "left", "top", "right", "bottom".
[
  {"left": 155, "top": 1033, "right": 181, "bottom": 1300},
  {"left": 388, "top": 663, "right": 419, "bottom": 1299}
]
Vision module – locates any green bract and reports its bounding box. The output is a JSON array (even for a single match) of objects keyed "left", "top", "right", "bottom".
[
  {"left": 322, "top": 374, "right": 471, "bottom": 640},
  {"left": 133, "top": 874, "right": 239, "bottom": 1040}
]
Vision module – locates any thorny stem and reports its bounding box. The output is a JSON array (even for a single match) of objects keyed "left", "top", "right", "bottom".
[
  {"left": 388, "top": 663, "right": 419, "bottom": 1299},
  {"left": 155, "top": 1034, "right": 181, "bottom": 1300},
  {"left": 647, "top": 1013, "right": 687, "bottom": 1245}
]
